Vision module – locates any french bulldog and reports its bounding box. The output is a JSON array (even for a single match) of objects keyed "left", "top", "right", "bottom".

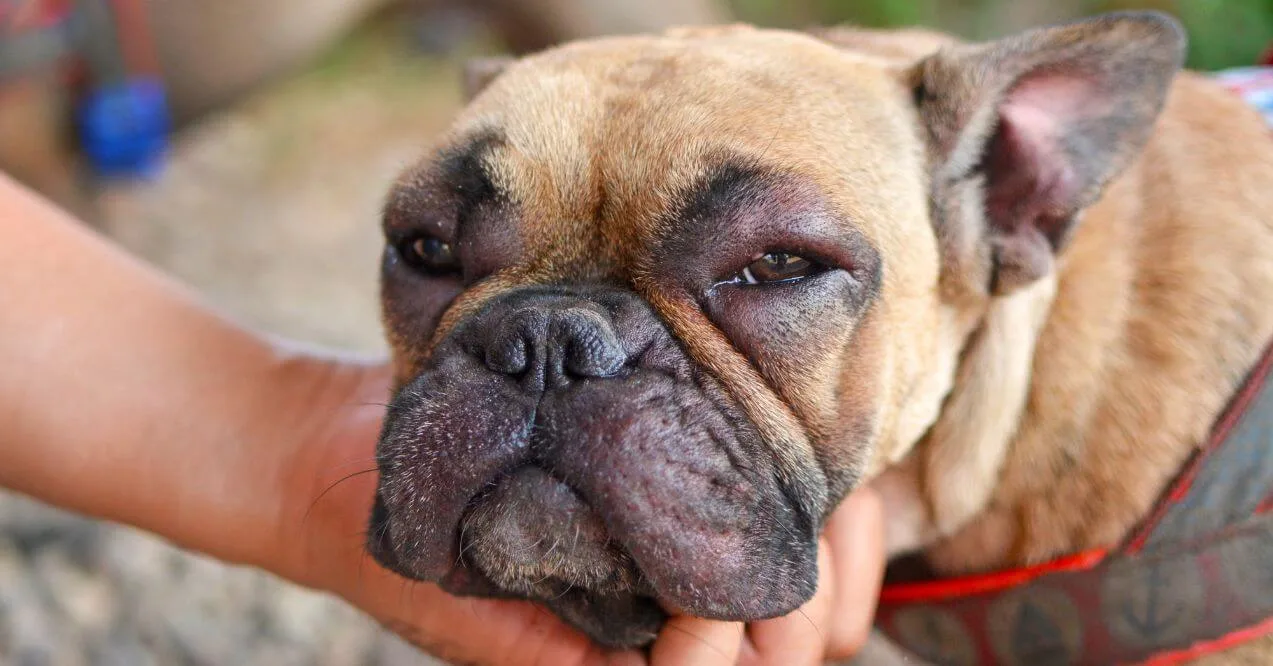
[{"left": 365, "top": 10, "right": 1273, "bottom": 660}]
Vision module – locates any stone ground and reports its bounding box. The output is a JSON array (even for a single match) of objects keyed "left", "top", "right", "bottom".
[{"left": 0, "top": 23, "right": 466, "bottom": 666}]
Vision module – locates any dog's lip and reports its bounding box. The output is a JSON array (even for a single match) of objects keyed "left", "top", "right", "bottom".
[
  {"left": 541, "top": 586, "right": 667, "bottom": 648},
  {"left": 367, "top": 493, "right": 402, "bottom": 572},
  {"left": 454, "top": 463, "right": 656, "bottom": 594},
  {"left": 374, "top": 523, "right": 668, "bottom": 649},
  {"left": 433, "top": 544, "right": 667, "bottom": 648},
  {"left": 369, "top": 349, "right": 821, "bottom": 637}
]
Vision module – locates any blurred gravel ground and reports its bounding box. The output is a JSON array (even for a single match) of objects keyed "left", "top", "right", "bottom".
[{"left": 1, "top": 23, "right": 463, "bottom": 666}]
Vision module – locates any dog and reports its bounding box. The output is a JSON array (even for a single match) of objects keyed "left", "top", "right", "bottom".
[{"left": 365, "top": 11, "right": 1273, "bottom": 663}]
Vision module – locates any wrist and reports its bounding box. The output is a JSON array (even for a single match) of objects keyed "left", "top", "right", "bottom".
[{"left": 254, "top": 350, "right": 390, "bottom": 593}]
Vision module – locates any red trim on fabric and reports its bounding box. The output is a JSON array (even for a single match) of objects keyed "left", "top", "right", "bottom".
[
  {"left": 1124, "top": 339, "right": 1273, "bottom": 553},
  {"left": 1256, "top": 492, "right": 1273, "bottom": 515},
  {"left": 1123, "top": 615, "right": 1273, "bottom": 666},
  {"left": 881, "top": 338, "right": 1273, "bottom": 606},
  {"left": 0, "top": 0, "right": 71, "bottom": 29},
  {"left": 109, "top": 0, "right": 162, "bottom": 77},
  {"left": 878, "top": 548, "right": 1107, "bottom": 604}
]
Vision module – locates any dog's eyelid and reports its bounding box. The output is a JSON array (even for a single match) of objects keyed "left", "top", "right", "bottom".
[
  {"left": 394, "top": 233, "right": 463, "bottom": 278},
  {"left": 384, "top": 215, "right": 457, "bottom": 246},
  {"left": 381, "top": 181, "right": 476, "bottom": 244}
]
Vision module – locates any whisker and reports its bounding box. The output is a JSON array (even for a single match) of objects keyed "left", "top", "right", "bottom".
[
  {"left": 322, "top": 456, "right": 382, "bottom": 471},
  {"left": 795, "top": 607, "right": 823, "bottom": 642},
  {"left": 398, "top": 576, "right": 415, "bottom": 610},
  {"left": 753, "top": 123, "right": 783, "bottom": 170},
  {"left": 530, "top": 603, "right": 557, "bottom": 625},
  {"left": 550, "top": 582, "right": 575, "bottom": 600},
  {"left": 662, "top": 621, "right": 732, "bottom": 659},
  {"left": 454, "top": 519, "right": 473, "bottom": 567},
  {"left": 528, "top": 538, "right": 563, "bottom": 586},
  {"left": 406, "top": 578, "right": 420, "bottom": 606},
  {"left": 303, "top": 468, "right": 380, "bottom": 526}
]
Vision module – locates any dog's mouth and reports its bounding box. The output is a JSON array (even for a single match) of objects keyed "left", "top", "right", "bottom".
[
  {"left": 366, "top": 286, "right": 823, "bottom": 648},
  {"left": 458, "top": 466, "right": 645, "bottom": 596},
  {"left": 371, "top": 463, "right": 668, "bottom": 646},
  {"left": 461, "top": 464, "right": 667, "bottom": 646}
]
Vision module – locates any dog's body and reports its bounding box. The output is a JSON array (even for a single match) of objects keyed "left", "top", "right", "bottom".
[
  {"left": 832, "top": 24, "right": 1273, "bottom": 664},
  {"left": 366, "top": 12, "right": 1273, "bottom": 663},
  {"left": 866, "top": 38, "right": 1273, "bottom": 576}
]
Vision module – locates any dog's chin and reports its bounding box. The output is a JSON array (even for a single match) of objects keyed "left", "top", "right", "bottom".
[
  {"left": 371, "top": 534, "right": 666, "bottom": 648},
  {"left": 455, "top": 465, "right": 669, "bottom": 647},
  {"left": 369, "top": 468, "right": 668, "bottom": 648},
  {"left": 366, "top": 369, "right": 823, "bottom": 646},
  {"left": 367, "top": 450, "right": 820, "bottom": 647},
  {"left": 369, "top": 458, "right": 814, "bottom": 649},
  {"left": 434, "top": 567, "right": 669, "bottom": 649},
  {"left": 538, "top": 588, "right": 668, "bottom": 649},
  {"left": 445, "top": 569, "right": 668, "bottom": 649}
]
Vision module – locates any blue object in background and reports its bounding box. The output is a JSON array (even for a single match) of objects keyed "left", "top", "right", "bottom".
[
  {"left": 77, "top": 76, "right": 170, "bottom": 179},
  {"left": 1211, "top": 66, "right": 1273, "bottom": 128}
]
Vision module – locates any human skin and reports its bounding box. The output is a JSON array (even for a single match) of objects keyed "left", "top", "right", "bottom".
[{"left": 0, "top": 172, "right": 884, "bottom": 665}]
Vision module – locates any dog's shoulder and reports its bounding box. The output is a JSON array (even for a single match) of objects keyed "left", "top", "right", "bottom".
[{"left": 1149, "top": 70, "right": 1273, "bottom": 190}]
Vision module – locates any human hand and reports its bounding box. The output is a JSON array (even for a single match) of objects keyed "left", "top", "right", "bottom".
[
  {"left": 643, "top": 487, "right": 886, "bottom": 666},
  {"left": 270, "top": 358, "right": 885, "bottom": 666}
]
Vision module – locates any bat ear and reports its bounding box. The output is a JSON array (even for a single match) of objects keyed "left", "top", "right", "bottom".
[
  {"left": 913, "top": 11, "right": 1185, "bottom": 295},
  {"left": 461, "top": 55, "right": 516, "bottom": 102}
]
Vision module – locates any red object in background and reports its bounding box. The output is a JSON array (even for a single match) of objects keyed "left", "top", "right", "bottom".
[
  {"left": 107, "top": 0, "right": 160, "bottom": 78},
  {"left": 0, "top": 0, "right": 71, "bottom": 30},
  {"left": 1261, "top": 43, "right": 1273, "bottom": 66}
]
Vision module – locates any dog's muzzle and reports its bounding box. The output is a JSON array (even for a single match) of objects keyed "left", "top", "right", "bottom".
[{"left": 367, "top": 285, "right": 818, "bottom": 648}]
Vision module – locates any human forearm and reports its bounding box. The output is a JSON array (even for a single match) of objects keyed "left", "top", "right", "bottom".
[{"left": 0, "top": 173, "right": 338, "bottom": 571}]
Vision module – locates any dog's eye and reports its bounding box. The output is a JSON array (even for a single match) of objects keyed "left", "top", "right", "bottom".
[
  {"left": 736, "top": 253, "right": 823, "bottom": 285},
  {"left": 398, "top": 235, "right": 460, "bottom": 275}
]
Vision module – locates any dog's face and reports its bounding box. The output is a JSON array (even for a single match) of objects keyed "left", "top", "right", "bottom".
[{"left": 367, "top": 14, "right": 1184, "bottom": 647}]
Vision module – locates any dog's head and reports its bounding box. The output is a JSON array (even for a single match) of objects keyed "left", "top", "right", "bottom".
[{"left": 367, "top": 12, "right": 1185, "bottom": 647}]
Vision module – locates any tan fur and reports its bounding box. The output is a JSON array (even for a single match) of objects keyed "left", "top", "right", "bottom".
[
  {"left": 920, "top": 73, "right": 1273, "bottom": 571},
  {"left": 392, "top": 17, "right": 1273, "bottom": 663},
  {"left": 874, "top": 273, "right": 1058, "bottom": 553},
  {"left": 834, "top": 25, "right": 1273, "bottom": 663},
  {"left": 426, "top": 28, "right": 966, "bottom": 503}
]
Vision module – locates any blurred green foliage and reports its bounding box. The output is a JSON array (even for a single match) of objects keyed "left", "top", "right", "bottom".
[{"left": 728, "top": 0, "right": 1273, "bottom": 70}]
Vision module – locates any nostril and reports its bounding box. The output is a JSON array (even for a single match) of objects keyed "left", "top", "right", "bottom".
[
  {"left": 561, "top": 328, "right": 626, "bottom": 379},
  {"left": 482, "top": 301, "right": 628, "bottom": 386}
]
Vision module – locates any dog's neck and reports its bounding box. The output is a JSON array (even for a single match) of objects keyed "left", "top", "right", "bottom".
[{"left": 875, "top": 72, "right": 1273, "bottom": 574}]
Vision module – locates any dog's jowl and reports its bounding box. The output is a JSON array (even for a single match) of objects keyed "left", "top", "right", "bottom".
[{"left": 365, "top": 10, "right": 1273, "bottom": 662}]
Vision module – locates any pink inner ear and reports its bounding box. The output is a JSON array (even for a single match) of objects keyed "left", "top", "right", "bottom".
[
  {"left": 1007, "top": 73, "right": 1099, "bottom": 127},
  {"left": 983, "top": 72, "right": 1096, "bottom": 242}
]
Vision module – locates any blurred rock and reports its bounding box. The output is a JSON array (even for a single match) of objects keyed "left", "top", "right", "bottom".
[{"left": 148, "top": 0, "right": 394, "bottom": 123}]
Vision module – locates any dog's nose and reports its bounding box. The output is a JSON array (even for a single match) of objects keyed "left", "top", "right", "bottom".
[{"left": 483, "top": 299, "right": 627, "bottom": 389}]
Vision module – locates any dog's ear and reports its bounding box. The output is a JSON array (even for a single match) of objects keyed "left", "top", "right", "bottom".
[
  {"left": 461, "top": 56, "right": 515, "bottom": 102},
  {"left": 913, "top": 12, "right": 1186, "bottom": 295}
]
